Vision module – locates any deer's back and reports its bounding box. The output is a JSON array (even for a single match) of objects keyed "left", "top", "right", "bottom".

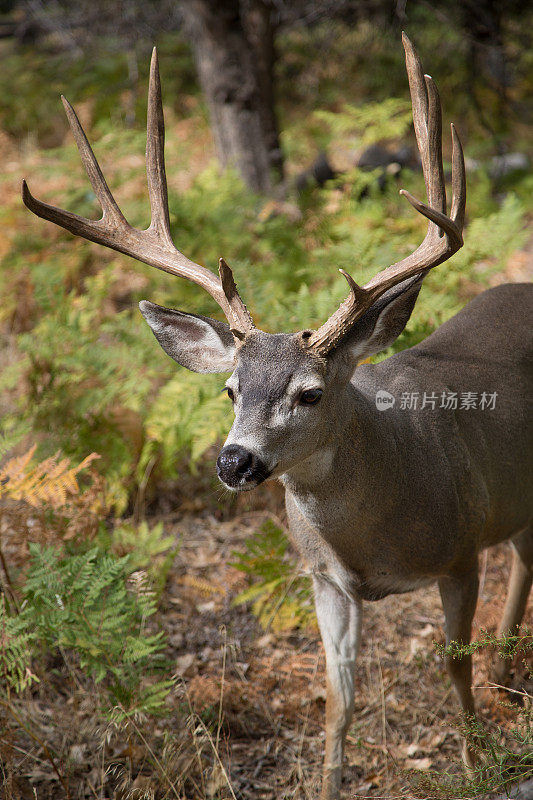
[{"left": 410, "top": 282, "right": 533, "bottom": 369}]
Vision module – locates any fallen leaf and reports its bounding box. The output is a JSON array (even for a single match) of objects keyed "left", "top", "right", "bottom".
[
  {"left": 197, "top": 600, "right": 216, "bottom": 613},
  {"left": 312, "top": 686, "right": 327, "bottom": 702},
  {"left": 396, "top": 742, "right": 423, "bottom": 758},
  {"left": 207, "top": 763, "right": 228, "bottom": 797},
  {"left": 255, "top": 633, "right": 274, "bottom": 649},
  {"left": 405, "top": 757, "right": 432, "bottom": 771},
  {"left": 429, "top": 731, "right": 448, "bottom": 748},
  {"left": 415, "top": 624, "right": 435, "bottom": 638},
  {"left": 175, "top": 653, "right": 196, "bottom": 677}
]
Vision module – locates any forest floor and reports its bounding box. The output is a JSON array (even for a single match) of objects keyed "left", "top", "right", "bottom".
[{"left": 4, "top": 494, "right": 532, "bottom": 800}]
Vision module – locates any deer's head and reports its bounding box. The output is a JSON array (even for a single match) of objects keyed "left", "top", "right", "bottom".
[
  {"left": 139, "top": 272, "right": 427, "bottom": 490},
  {"left": 22, "top": 35, "right": 465, "bottom": 492}
]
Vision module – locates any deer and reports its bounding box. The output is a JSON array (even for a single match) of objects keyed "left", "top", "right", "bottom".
[{"left": 22, "top": 34, "right": 533, "bottom": 800}]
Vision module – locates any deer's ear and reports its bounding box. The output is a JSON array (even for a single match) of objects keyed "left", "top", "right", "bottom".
[
  {"left": 139, "top": 301, "right": 236, "bottom": 373},
  {"left": 331, "top": 275, "right": 424, "bottom": 365}
]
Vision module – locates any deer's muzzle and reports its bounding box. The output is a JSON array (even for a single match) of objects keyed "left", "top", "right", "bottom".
[{"left": 216, "top": 445, "right": 270, "bottom": 490}]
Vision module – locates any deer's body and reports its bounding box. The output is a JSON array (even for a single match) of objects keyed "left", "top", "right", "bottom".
[
  {"left": 24, "top": 35, "right": 533, "bottom": 800},
  {"left": 278, "top": 282, "right": 532, "bottom": 798},
  {"left": 285, "top": 283, "right": 533, "bottom": 601}
]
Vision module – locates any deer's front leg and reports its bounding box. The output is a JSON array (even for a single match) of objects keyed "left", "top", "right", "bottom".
[{"left": 313, "top": 575, "right": 362, "bottom": 800}]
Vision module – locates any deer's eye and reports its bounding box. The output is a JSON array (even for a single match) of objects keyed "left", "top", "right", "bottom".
[
  {"left": 299, "top": 388, "right": 323, "bottom": 406},
  {"left": 225, "top": 387, "right": 235, "bottom": 402}
]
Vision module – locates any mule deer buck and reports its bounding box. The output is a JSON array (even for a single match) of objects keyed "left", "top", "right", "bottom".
[{"left": 23, "top": 34, "right": 532, "bottom": 800}]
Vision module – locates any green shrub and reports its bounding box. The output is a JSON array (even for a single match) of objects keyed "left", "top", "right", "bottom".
[
  {"left": 412, "top": 628, "right": 533, "bottom": 799},
  {"left": 232, "top": 521, "right": 315, "bottom": 631},
  {"left": 1, "top": 544, "right": 174, "bottom": 718}
]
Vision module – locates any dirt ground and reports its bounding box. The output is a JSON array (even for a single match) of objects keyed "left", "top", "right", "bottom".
[{"left": 4, "top": 499, "right": 531, "bottom": 800}]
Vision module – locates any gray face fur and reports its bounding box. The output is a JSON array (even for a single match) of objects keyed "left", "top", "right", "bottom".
[{"left": 223, "top": 331, "right": 331, "bottom": 483}]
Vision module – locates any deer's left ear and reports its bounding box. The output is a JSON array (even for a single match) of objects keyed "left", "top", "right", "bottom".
[{"left": 330, "top": 275, "right": 424, "bottom": 365}]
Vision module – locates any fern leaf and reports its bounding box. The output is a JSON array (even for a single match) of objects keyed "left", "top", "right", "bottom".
[
  {"left": 179, "top": 575, "right": 226, "bottom": 597},
  {"left": 0, "top": 447, "right": 99, "bottom": 508}
]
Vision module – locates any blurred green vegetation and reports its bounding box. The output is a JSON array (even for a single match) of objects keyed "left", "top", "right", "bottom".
[{"left": 0, "top": 34, "right": 196, "bottom": 145}]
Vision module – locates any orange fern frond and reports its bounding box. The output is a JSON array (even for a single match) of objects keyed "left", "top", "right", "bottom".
[{"left": 0, "top": 448, "right": 99, "bottom": 509}]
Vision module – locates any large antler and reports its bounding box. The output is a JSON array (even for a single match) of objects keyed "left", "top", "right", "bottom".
[
  {"left": 22, "top": 49, "right": 254, "bottom": 339},
  {"left": 306, "top": 33, "right": 466, "bottom": 355}
]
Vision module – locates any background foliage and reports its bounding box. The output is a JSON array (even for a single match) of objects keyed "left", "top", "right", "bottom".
[{"left": 1, "top": 7, "right": 531, "bottom": 510}]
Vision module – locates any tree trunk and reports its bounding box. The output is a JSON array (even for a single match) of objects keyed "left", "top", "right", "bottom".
[
  {"left": 459, "top": 0, "right": 508, "bottom": 144},
  {"left": 241, "top": 0, "right": 284, "bottom": 181},
  {"left": 181, "top": 0, "right": 282, "bottom": 194}
]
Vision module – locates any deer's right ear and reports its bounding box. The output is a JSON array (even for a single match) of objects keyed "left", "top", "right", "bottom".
[
  {"left": 139, "top": 301, "right": 236, "bottom": 373},
  {"left": 329, "top": 275, "right": 424, "bottom": 367}
]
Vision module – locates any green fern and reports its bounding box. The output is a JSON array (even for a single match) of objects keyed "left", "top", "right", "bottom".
[
  {"left": 232, "top": 521, "right": 315, "bottom": 631},
  {"left": 109, "top": 520, "right": 178, "bottom": 593},
  {"left": 5, "top": 545, "right": 175, "bottom": 715},
  {"left": 139, "top": 371, "right": 232, "bottom": 480},
  {"left": 0, "top": 596, "right": 39, "bottom": 695}
]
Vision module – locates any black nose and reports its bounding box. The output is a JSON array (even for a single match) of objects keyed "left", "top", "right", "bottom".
[{"left": 216, "top": 445, "right": 268, "bottom": 488}]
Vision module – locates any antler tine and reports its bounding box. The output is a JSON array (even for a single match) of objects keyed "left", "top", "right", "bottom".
[
  {"left": 450, "top": 123, "right": 466, "bottom": 231},
  {"left": 306, "top": 33, "right": 466, "bottom": 356},
  {"left": 21, "top": 92, "right": 129, "bottom": 244},
  {"left": 146, "top": 47, "right": 173, "bottom": 246},
  {"left": 22, "top": 49, "right": 254, "bottom": 339},
  {"left": 63, "top": 96, "right": 128, "bottom": 226},
  {"left": 405, "top": 39, "right": 446, "bottom": 227}
]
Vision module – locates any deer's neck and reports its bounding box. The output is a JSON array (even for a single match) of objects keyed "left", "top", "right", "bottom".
[
  {"left": 280, "top": 383, "right": 411, "bottom": 592},
  {"left": 280, "top": 383, "right": 399, "bottom": 502},
  {"left": 279, "top": 366, "right": 482, "bottom": 589}
]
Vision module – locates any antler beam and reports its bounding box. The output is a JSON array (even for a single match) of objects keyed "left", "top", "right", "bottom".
[
  {"left": 307, "top": 33, "right": 466, "bottom": 355},
  {"left": 22, "top": 49, "right": 254, "bottom": 339}
]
